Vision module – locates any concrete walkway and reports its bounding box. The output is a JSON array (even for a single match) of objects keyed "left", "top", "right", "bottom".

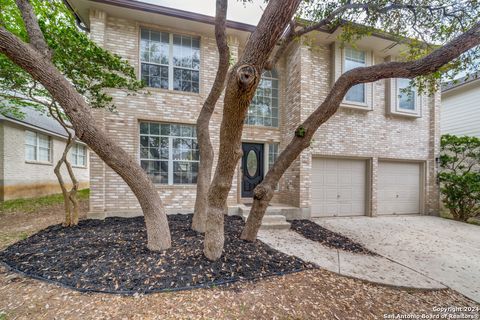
[
  {"left": 258, "top": 229, "right": 445, "bottom": 290},
  {"left": 313, "top": 216, "right": 480, "bottom": 303}
]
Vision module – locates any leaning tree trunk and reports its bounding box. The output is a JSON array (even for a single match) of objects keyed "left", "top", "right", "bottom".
[
  {"left": 241, "top": 21, "right": 480, "bottom": 241},
  {"left": 0, "top": 2, "right": 171, "bottom": 250},
  {"left": 203, "top": 0, "right": 303, "bottom": 260},
  {"left": 191, "top": 0, "right": 230, "bottom": 233}
]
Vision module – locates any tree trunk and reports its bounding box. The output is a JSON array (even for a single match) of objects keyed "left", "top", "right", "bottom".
[
  {"left": 64, "top": 149, "right": 80, "bottom": 226},
  {"left": 241, "top": 21, "right": 480, "bottom": 241},
  {"left": 53, "top": 134, "right": 76, "bottom": 227},
  {"left": 0, "top": 27, "right": 172, "bottom": 251},
  {"left": 203, "top": 0, "right": 303, "bottom": 261},
  {"left": 191, "top": 0, "right": 230, "bottom": 233}
]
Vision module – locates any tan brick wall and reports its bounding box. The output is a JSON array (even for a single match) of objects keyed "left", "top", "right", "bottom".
[
  {"left": 0, "top": 122, "right": 90, "bottom": 201},
  {"left": 87, "top": 10, "right": 440, "bottom": 217},
  {"left": 296, "top": 41, "right": 440, "bottom": 216}
]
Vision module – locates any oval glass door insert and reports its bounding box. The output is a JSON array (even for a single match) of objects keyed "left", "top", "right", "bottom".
[{"left": 246, "top": 150, "right": 258, "bottom": 177}]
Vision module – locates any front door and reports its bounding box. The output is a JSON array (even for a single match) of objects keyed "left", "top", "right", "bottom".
[{"left": 241, "top": 143, "right": 264, "bottom": 198}]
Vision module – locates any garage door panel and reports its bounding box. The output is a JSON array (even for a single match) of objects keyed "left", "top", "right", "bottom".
[
  {"left": 378, "top": 161, "right": 421, "bottom": 215},
  {"left": 338, "top": 188, "right": 352, "bottom": 201},
  {"left": 324, "top": 190, "right": 336, "bottom": 201},
  {"left": 311, "top": 158, "right": 366, "bottom": 217},
  {"left": 325, "top": 174, "right": 338, "bottom": 185},
  {"left": 338, "top": 174, "right": 352, "bottom": 185}
]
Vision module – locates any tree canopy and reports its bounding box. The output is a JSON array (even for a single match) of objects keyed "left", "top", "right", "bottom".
[{"left": 0, "top": 0, "right": 142, "bottom": 117}]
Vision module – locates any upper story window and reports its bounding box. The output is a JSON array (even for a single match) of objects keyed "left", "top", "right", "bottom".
[
  {"left": 140, "top": 122, "right": 199, "bottom": 185},
  {"left": 140, "top": 29, "right": 200, "bottom": 93},
  {"left": 245, "top": 70, "right": 279, "bottom": 127},
  {"left": 344, "top": 48, "right": 366, "bottom": 104},
  {"left": 71, "top": 143, "right": 87, "bottom": 167},
  {"left": 25, "top": 131, "right": 51, "bottom": 163},
  {"left": 397, "top": 78, "right": 416, "bottom": 111},
  {"left": 385, "top": 74, "right": 422, "bottom": 117}
]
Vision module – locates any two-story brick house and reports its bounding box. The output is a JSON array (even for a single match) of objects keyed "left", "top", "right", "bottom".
[{"left": 65, "top": 0, "right": 440, "bottom": 219}]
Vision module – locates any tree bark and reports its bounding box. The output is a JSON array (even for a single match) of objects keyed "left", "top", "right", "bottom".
[
  {"left": 53, "top": 133, "right": 76, "bottom": 227},
  {"left": 241, "top": 21, "right": 480, "bottom": 241},
  {"left": 49, "top": 103, "right": 80, "bottom": 227},
  {"left": 191, "top": 0, "right": 230, "bottom": 233},
  {"left": 0, "top": 8, "right": 172, "bottom": 250},
  {"left": 203, "top": 0, "right": 303, "bottom": 261}
]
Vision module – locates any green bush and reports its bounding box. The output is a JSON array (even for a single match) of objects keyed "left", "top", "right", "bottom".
[{"left": 439, "top": 134, "right": 480, "bottom": 222}]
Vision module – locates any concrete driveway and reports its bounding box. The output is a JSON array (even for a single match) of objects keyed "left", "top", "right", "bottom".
[{"left": 313, "top": 216, "right": 480, "bottom": 303}]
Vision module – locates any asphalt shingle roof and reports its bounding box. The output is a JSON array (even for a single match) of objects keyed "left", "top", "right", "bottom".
[
  {"left": 0, "top": 106, "right": 69, "bottom": 137},
  {"left": 442, "top": 72, "right": 480, "bottom": 92}
]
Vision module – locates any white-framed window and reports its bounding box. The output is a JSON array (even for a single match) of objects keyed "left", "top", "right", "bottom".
[
  {"left": 385, "top": 73, "right": 422, "bottom": 117},
  {"left": 268, "top": 142, "right": 279, "bottom": 170},
  {"left": 344, "top": 48, "right": 366, "bottom": 104},
  {"left": 140, "top": 122, "right": 199, "bottom": 184},
  {"left": 25, "top": 130, "right": 51, "bottom": 163},
  {"left": 140, "top": 28, "right": 200, "bottom": 93},
  {"left": 71, "top": 143, "right": 87, "bottom": 167},
  {"left": 245, "top": 70, "right": 279, "bottom": 127},
  {"left": 397, "top": 78, "right": 417, "bottom": 111}
]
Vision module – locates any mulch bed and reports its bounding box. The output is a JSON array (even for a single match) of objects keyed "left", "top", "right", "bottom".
[
  {"left": 0, "top": 214, "right": 312, "bottom": 294},
  {"left": 289, "top": 219, "right": 377, "bottom": 255}
]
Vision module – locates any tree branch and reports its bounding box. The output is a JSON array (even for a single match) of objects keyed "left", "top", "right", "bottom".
[
  {"left": 15, "top": 0, "right": 51, "bottom": 59},
  {"left": 270, "top": 21, "right": 480, "bottom": 184},
  {"left": 265, "top": 3, "right": 464, "bottom": 70}
]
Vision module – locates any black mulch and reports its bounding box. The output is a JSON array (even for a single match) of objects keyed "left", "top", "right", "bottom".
[
  {"left": 0, "top": 214, "right": 313, "bottom": 294},
  {"left": 289, "top": 219, "right": 377, "bottom": 256}
]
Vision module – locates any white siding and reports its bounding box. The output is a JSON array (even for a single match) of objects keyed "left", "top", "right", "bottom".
[{"left": 441, "top": 81, "right": 480, "bottom": 137}]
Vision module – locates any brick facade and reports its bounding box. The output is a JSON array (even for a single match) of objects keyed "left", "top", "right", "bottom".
[
  {"left": 0, "top": 121, "right": 90, "bottom": 201},
  {"left": 87, "top": 9, "right": 440, "bottom": 218}
]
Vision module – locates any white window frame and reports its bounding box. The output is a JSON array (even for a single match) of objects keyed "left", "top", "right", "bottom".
[
  {"left": 385, "top": 75, "right": 423, "bottom": 118},
  {"left": 25, "top": 130, "right": 52, "bottom": 164},
  {"left": 343, "top": 47, "right": 368, "bottom": 106},
  {"left": 71, "top": 143, "right": 87, "bottom": 167},
  {"left": 396, "top": 78, "right": 419, "bottom": 114},
  {"left": 139, "top": 28, "right": 200, "bottom": 93},
  {"left": 139, "top": 122, "right": 199, "bottom": 185},
  {"left": 245, "top": 70, "right": 280, "bottom": 128}
]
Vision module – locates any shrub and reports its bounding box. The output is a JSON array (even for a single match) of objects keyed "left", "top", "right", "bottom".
[{"left": 439, "top": 134, "right": 480, "bottom": 222}]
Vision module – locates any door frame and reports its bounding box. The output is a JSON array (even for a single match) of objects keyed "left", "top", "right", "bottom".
[{"left": 241, "top": 142, "right": 265, "bottom": 198}]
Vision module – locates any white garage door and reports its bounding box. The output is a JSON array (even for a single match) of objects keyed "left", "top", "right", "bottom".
[
  {"left": 311, "top": 158, "right": 366, "bottom": 217},
  {"left": 378, "top": 161, "right": 421, "bottom": 215}
]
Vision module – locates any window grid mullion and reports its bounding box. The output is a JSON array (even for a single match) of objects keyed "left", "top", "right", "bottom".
[
  {"left": 168, "top": 136, "right": 173, "bottom": 185},
  {"left": 168, "top": 33, "right": 174, "bottom": 91},
  {"left": 36, "top": 134, "right": 40, "bottom": 161}
]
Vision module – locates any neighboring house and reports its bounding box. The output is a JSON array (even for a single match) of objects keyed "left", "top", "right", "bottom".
[
  {"left": 66, "top": 0, "right": 440, "bottom": 219},
  {"left": 0, "top": 107, "right": 90, "bottom": 201},
  {"left": 441, "top": 74, "right": 480, "bottom": 137}
]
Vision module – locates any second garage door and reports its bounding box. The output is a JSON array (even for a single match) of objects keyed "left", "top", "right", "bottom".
[
  {"left": 311, "top": 158, "right": 367, "bottom": 217},
  {"left": 378, "top": 161, "right": 421, "bottom": 215}
]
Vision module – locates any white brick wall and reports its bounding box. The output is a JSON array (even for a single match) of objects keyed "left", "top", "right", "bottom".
[{"left": 0, "top": 121, "right": 90, "bottom": 200}]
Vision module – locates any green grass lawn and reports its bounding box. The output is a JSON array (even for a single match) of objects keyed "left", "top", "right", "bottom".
[{"left": 0, "top": 189, "right": 89, "bottom": 215}]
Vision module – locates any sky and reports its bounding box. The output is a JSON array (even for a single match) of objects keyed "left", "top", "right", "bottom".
[{"left": 138, "top": 0, "right": 265, "bottom": 25}]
